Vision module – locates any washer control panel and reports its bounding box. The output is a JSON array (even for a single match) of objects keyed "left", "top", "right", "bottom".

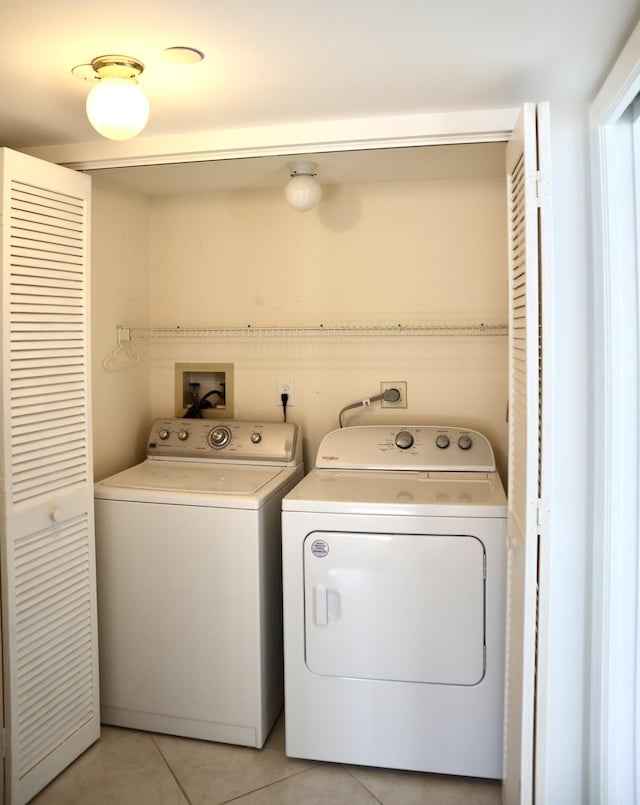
[
  {"left": 147, "top": 419, "right": 301, "bottom": 465},
  {"left": 316, "top": 425, "right": 495, "bottom": 472}
]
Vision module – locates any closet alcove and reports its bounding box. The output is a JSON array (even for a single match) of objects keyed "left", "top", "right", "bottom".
[{"left": 88, "top": 140, "right": 510, "bottom": 482}]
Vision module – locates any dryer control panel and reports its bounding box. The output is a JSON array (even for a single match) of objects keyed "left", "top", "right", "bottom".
[
  {"left": 147, "top": 418, "right": 302, "bottom": 466},
  {"left": 316, "top": 425, "right": 495, "bottom": 472}
]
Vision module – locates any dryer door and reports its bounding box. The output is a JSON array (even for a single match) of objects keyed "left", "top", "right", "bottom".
[{"left": 303, "top": 531, "right": 485, "bottom": 685}]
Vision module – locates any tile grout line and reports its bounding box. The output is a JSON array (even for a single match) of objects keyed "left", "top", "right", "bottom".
[
  {"left": 216, "top": 766, "right": 321, "bottom": 805},
  {"left": 151, "top": 734, "right": 195, "bottom": 805},
  {"left": 149, "top": 731, "right": 320, "bottom": 805},
  {"left": 343, "top": 765, "right": 385, "bottom": 805}
]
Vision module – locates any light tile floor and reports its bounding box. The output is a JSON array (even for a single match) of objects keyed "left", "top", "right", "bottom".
[{"left": 31, "top": 715, "right": 502, "bottom": 805}]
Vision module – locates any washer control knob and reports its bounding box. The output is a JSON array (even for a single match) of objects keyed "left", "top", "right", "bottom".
[
  {"left": 458, "top": 434, "right": 473, "bottom": 450},
  {"left": 158, "top": 429, "right": 170, "bottom": 440},
  {"left": 395, "top": 430, "right": 414, "bottom": 450},
  {"left": 435, "top": 434, "right": 450, "bottom": 449},
  {"left": 251, "top": 432, "right": 262, "bottom": 444},
  {"left": 177, "top": 430, "right": 189, "bottom": 441},
  {"left": 208, "top": 426, "right": 231, "bottom": 449}
]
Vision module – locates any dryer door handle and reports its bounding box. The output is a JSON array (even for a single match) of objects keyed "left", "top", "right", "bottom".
[{"left": 313, "top": 585, "right": 328, "bottom": 626}]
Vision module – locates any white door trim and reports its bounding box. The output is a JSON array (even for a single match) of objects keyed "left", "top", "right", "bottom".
[
  {"left": 20, "top": 107, "right": 519, "bottom": 171},
  {"left": 589, "top": 19, "right": 640, "bottom": 805},
  {"left": 590, "top": 22, "right": 640, "bottom": 127}
]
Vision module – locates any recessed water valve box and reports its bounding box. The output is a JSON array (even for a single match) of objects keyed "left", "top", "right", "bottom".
[{"left": 175, "top": 362, "right": 234, "bottom": 419}]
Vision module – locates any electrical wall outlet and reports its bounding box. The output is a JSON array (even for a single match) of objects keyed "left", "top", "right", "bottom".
[
  {"left": 277, "top": 377, "right": 295, "bottom": 406},
  {"left": 380, "top": 381, "right": 407, "bottom": 408}
]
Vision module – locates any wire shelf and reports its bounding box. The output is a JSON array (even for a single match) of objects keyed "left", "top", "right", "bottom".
[{"left": 119, "top": 322, "right": 508, "bottom": 341}]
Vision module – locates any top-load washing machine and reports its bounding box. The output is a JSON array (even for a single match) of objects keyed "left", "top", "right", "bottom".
[
  {"left": 94, "top": 418, "right": 303, "bottom": 748},
  {"left": 282, "top": 424, "right": 507, "bottom": 778}
]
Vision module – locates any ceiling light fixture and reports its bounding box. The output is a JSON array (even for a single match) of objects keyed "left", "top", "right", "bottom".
[
  {"left": 73, "top": 55, "right": 149, "bottom": 141},
  {"left": 162, "top": 46, "right": 205, "bottom": 64},
  {"left": 285, "top": 161, "right": 322, "bottom": 211}
]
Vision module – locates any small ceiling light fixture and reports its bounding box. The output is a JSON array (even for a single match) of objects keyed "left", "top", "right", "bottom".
[
  {"left": 162, "top": 46, "right": 205, "bottom": 64},
  {"left": 73, "top": 55, "right": 149, "bottom": 141},
  {"left": 285, "top": 160, "right": 322, "bottom": 211}
]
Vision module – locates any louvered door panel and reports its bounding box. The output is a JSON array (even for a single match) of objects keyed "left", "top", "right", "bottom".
[
  {"left": 508, "top": 149, "right": 529, "bottom": 536},
  {"left": 502, "top": 105, "right": 548, "bottom": 805},
  {"left": 9, "top": 179, "right": 88, "bottom": 509},
  {"left": 1, "top": 147, "right": 99, "bottom": 805},
  {"left": 14, "top": 514, "right": 94, "bottom": 777}
]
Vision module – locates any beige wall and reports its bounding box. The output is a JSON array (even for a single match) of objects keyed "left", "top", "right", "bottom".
[
  {"left": 90, "top": 164, "right": 508, "bottom": 481},
  {"left": 146, "top": 174, "right": 509, "bottom": 479},
  {"left": 91, "top": 178, "right": 151, "bottom": 481},
  {"left": 149, "top": 178, "right": 506, "bottom": 325}
]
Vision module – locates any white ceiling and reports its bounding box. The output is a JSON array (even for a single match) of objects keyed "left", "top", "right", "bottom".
[
  {"left": 2, "top": 0, "right": 638, "bottom": 150},
  {"left": 1, "top": 1, "right": 638, "bottom": 191}
]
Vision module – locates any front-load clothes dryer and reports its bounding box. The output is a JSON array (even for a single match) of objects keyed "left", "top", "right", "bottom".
[
  {"left": 282, "top": 425, "right": 507, "bottom": 778},
  {"left": 94, "top": 418, "right": 303, "bottom": 748}
]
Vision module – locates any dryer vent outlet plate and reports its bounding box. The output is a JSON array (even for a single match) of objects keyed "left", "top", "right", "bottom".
[{"left": 381, "top": 381, "right": 407, "bottom": 408}]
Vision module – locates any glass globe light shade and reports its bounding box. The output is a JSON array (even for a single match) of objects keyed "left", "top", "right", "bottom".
[
  {"left": 285, "top": 173, "right": 322, "bottom": 211},
  {"left": 86, "top": 76, "right": 149, "bottom": 141}
]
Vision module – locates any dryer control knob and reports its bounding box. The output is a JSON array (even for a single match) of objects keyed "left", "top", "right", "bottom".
[
  {"left": 395, "top": 430, "right": 414, "bottom": 450},
  {"left": 177, "top": 430, "right": 189, "bottom": 441},
  {"left": 158, "top": 429, "right": 170, "bottom": 440},
  {"left": 435, "top": 434, "right": 450, "bottom": 449},
  {"left": 251, "top": 432, "right": 262, "bottom": 444},
  {"left": 458, "top": 434, "right": 473, "bottom": 450},
  {"left": 208, "top": 425, "right": 231, "bottom": 449}
]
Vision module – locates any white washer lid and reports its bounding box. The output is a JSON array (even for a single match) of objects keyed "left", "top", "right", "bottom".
[{"left": 96, "top": 460, "right": 284, "bottom": 497}]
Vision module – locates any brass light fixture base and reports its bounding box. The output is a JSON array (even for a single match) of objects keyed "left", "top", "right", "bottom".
[
  {"left": 72, "top": 55, "right": 144, "bottom": 82},
  {"left": 91, "top": 55, "right": 144, "bottom": 80}
]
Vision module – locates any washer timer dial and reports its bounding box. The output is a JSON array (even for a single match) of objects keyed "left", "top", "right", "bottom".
[
  {"left": 394, "top": 430, "right": 415, "bottom": 450},
  {"left": 208, "top": 426, "right": 231, "bottom": 449},
  {"left": 458, "top": 434, "right": 473, "bottom": 450}
]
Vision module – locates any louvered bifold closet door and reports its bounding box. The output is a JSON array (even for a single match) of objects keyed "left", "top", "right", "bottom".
[
  {"left": 0, "top": 148, "right": 99, "bottom": 805},
  {"left": 502, "top": 105, "right": 549, "bottom": 805}
]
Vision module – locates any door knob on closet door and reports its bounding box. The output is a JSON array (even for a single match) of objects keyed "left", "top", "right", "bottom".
[{"left": 49, "top": 505, "right": 65, "bottom": 523}]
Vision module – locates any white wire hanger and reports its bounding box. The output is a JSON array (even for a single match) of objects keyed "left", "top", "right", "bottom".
[{"left": 102, "top": 326, "right": 140, "bottom": 372}]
